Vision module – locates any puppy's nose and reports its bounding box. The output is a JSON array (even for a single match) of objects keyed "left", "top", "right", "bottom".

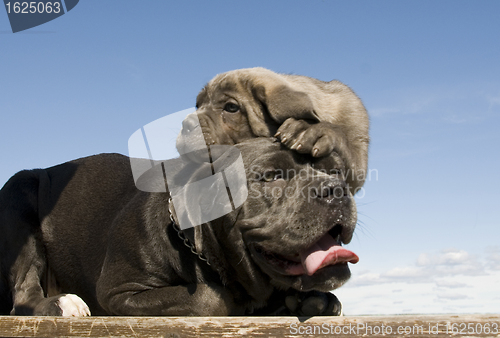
[
  {"left": 181, "top": 114, "right": 199, "bottom": 134},
  {"left": 312, "top": 180, "right": 348, "bottom": 202}
]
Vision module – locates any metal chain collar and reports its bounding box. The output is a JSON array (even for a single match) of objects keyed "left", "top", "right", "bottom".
[{"left": 168, "top": 197, "right": 211, "bottom": 266}]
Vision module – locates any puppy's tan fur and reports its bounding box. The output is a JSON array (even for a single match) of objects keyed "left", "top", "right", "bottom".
[{"left": 180, "top": 67, "right": 369, "bottom": 191}]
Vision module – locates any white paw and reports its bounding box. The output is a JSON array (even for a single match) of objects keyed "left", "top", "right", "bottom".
[{"left": 58, "top": 294, "right": 91, "bottom": 316}]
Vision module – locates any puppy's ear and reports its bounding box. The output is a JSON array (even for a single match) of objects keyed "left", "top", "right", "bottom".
[{"left": 253, "top": 84, "right": 320, "bottom": 124}]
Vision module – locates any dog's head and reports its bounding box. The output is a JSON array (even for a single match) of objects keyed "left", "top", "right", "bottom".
[
  {"left": 178, "top": 138, "right": 358, "bottom": 294},
  {"left": 238, "top": 138, "right": 358, "bottom": 292},
  {"left": 176, "top": 67, "right": 320, "bottom": 156}
]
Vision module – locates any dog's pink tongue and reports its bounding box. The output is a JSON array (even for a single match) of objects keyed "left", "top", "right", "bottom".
[{"left": 300, "top": 233, "right": 359, "bottom": 276}]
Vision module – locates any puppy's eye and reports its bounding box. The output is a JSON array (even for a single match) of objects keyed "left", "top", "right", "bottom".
[
  {"left": 223, "top": 102, "right": 240, "bottom": 113},
  {"left": 262, "top": 170, "right": 282, "bottom": 182}
]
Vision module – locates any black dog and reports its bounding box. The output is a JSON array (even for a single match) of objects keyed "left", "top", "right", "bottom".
[{"left": 0, "top": 138, "right": 358, "bottom": 316}]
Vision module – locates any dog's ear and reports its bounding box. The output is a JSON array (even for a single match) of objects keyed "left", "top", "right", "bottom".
[
  {"left": 254, "top": 84, "right": 319, "bottom": 123},
  {"left": 193, "top": 223, "right": 231, "bottom": 283}
]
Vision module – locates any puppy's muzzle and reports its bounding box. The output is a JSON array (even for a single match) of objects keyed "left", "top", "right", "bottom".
[{"left": 181, "top": 113, "right": 200, "bottom": 135}]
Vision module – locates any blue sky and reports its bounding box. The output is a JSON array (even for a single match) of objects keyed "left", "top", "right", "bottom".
[{"left": 1, "top": 1, "right": 499, "bottom": 315}]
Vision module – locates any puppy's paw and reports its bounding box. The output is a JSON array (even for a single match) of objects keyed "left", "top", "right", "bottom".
[
  {"left": 276, "top": 118, "right": 346, "bottom": 158},
  {"left": 285, "top": 291, "right": 342, "bottom": 316},
  {"left": 57, "top": 294, "right": 91, "bottom": 316},
  {"left": 275, "top": 117, "right": 311, "bottom": 149}
]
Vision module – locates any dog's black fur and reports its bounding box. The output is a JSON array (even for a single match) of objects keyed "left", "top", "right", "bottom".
[{"left": 0, "top": 138, "right": 356, "bottom": 316}]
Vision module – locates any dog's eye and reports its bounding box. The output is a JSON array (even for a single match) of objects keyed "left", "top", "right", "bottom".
[
  {"left": 262, "top": 170, "right": 282, "bottom": 182},
  {"left": 223, "top": 102, "right": 240, "bottom": 113}
]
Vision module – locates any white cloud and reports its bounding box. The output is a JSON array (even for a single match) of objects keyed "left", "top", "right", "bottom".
[
  {"left": 417, "top": 249, "right": 471, "bottom": 266},
  {"left": 416, "top": 248, "right": 486, "bottom": 277},
  {"left": 434, "top": 280, "right": 468, "bottom": 289},
  {"left": 435, "top": 291, "right": 470, "bottom": 301},
  {"left": 349, "top": 272, "right": 383, "bottom": 286},
  {"left": 334, "top": 248, "right": 500, "bottom": 315},
  {"left": 345, "top": 248, "right": 486, "bottom": 288},
  {"left": 486, "top": 246, "right": 500, "bottom": 271},
  {"left": 383, "top": 266, "right": 422, "bottom": 279}
]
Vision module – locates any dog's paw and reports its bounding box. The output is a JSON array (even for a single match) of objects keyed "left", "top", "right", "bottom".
[
  {"left": 276, "top": 118, "right": 345, "bottom": 158},
  {"left": 57, "top": 294, "right": 91, "bottom": 316},
  {"left": 13, "top": 294, "right": 91, "bottom": 316},
  {"left": 285, "top": 291, "right": 342, "bottom": 316}
]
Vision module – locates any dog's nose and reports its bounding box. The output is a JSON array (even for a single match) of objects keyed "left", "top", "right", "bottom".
[
  {"left": 312, "top": 179, "right": 348, "bottom": 202},
  {"left": 181, "top": 114, "right": 200, "bottom": 134}
]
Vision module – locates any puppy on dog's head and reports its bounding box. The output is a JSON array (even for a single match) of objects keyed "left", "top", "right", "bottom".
[{"left": 177, "top": 67, "right": 369, "bottom": 193}]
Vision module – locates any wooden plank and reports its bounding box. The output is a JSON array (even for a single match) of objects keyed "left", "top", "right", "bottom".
[{"left": 0, "top": 314, "right": 499, "bottom": 338}]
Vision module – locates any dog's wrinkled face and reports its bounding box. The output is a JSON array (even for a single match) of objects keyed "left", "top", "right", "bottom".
[
  {"left": 176, "top": 138, "right": 358, "bottom": 294},
  {"left": 236, "top": 139, "right": 358, "bottom": 292}
]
